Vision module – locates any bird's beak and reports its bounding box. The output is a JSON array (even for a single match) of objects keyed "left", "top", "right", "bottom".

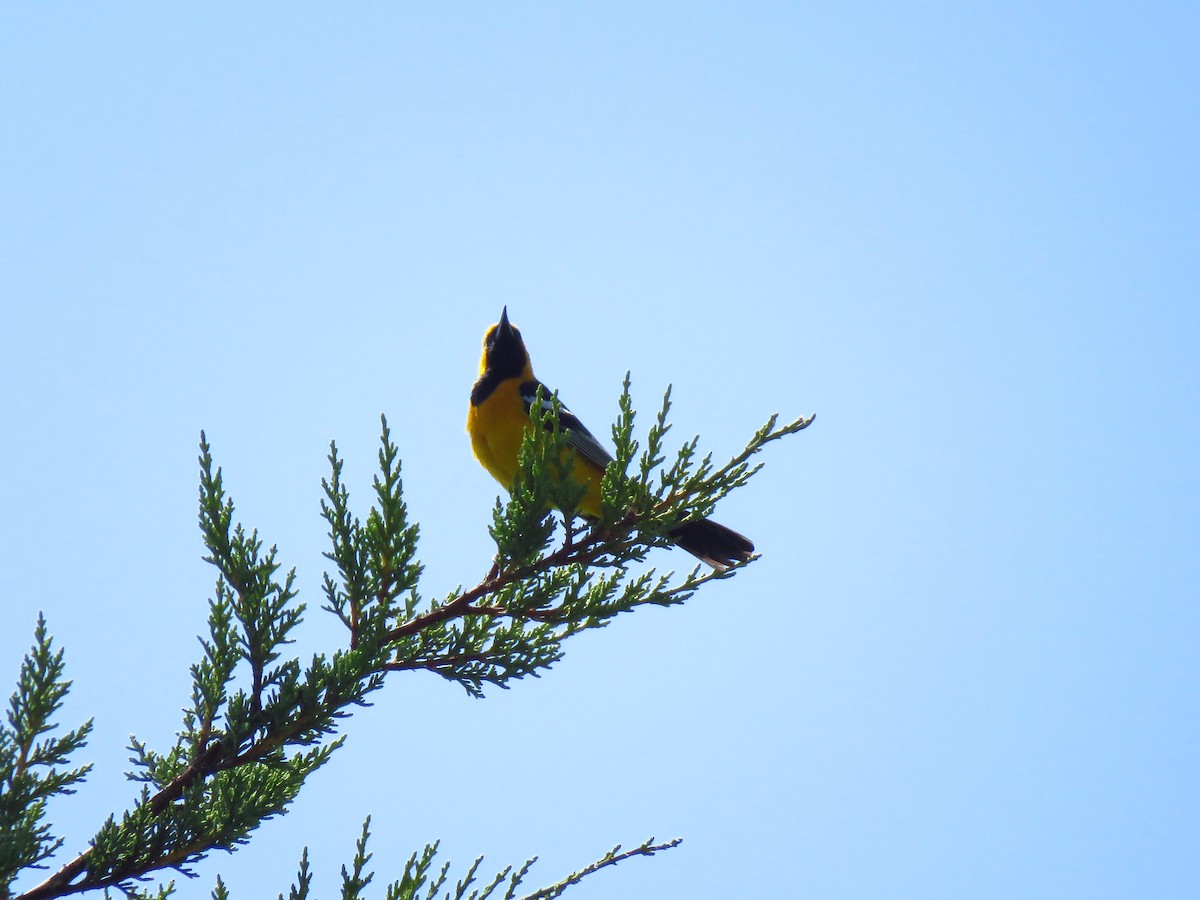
[{"left": 498, "top": 306, "right": 512, "bottom": 334}]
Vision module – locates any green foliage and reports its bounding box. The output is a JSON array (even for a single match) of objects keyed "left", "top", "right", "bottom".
[
  {"left": 490, "top": 386, "right": 589, "bottom": 568},
  {"left": 264, "top": 819, "right": 678, "bottom": 900},
  {"left": 384, "top": 378, "right": 811, "bottom": 698},
  {"left": 0, "top": 617, "right": 93, "bottom": 897},
  {"left": 2, "top": 381, "right": 812, "bottom": 899}
]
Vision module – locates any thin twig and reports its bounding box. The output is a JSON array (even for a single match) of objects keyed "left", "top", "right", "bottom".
[
  {"left": 521, "top": 838, "right": 682, "bottom": 900},
  {"left": 384, "top": 513, "right": 636, "bottom": 643}
]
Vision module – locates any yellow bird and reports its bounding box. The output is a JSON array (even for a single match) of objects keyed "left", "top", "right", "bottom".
[{"left": 467, "top": 308, "right": 754, "bottom": 569}]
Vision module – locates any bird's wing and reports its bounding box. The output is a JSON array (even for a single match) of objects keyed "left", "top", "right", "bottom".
[{"left": 520, "top": 379, "right": 615, "bottom": 471}]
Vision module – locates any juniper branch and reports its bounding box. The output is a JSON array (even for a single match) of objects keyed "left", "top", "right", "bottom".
[
  {"left": 8, "top": 378, "right": 811, "bottom": 899},
  {"left": 262, "top": 820, "right": 679, "bottom": 900},
  {"left": 0, "top": 618, "right": 93, "bottom": 899},
  {"left": 520, "top": 838, "right": 683, "bottom": 900}
]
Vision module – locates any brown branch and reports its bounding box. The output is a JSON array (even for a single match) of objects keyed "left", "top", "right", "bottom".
[
  {"left": 15, "top": 459, "right": 768, "bottom": 900},
  {"left": 18, "top": 711, "right": 321, "bottom": 900},
  {"left": 18, "top": 740, "right": 229, "bottom": 900},
  {"left": 149, "top": 740, "right": 226, "bottom": 814},
  {"left": 388, "top": 471, "right": 765, "bottom": 650},
  {"left": 385, "top": 514, "right": 637, "bottom": 644},
  {"left": 17, "top": 852, "right": 91, "bottom": 900},
  {"left": 451, "top": 603, "right": 573, "bottom": 624},
  {"left": 249, "top": 661, "right": 263, "bottom": 717},
  {"left": 384, "top": 652, "right": 496, "bottom": 673},
  {"left": 17, "top": 826, "right": 225, "bottom": 900}
]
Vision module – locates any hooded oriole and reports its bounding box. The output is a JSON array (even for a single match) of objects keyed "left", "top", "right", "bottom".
[{"left": 467, "top": 308, "right": 754, "bottom": 569}]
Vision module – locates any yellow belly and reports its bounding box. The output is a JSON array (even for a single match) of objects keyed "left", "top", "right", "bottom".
[{"left": 468, "top": 380, "right": 604, "bottom": 517}]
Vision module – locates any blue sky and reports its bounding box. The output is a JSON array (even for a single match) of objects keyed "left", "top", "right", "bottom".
[{"left": 2, "top": 4, "right": 1197, "bottom": 898}]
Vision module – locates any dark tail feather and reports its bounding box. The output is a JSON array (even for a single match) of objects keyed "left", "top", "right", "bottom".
[{"left": 671, "top": 518, "right": 755, "bottom": 570}]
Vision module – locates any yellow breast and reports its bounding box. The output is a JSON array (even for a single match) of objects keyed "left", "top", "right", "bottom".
[
  {"left": 467, "top": 378, "right": 530, "bottom": 490},
  {"left": 467, "top": 378, "right": 605, "bottom": 517}
]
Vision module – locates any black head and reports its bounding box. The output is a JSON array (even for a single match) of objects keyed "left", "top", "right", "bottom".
[{"left": 481, "top": 306, "right": 529, "bottom": 380}]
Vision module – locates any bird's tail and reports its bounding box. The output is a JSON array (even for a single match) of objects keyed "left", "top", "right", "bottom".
[{"left": 671, "top": 518, "right": 755, "bottom": 570}]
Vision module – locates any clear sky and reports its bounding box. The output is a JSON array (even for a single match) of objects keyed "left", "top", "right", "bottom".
[{"left": 2, "top": 4, "right": 1197, "bottom": 898}]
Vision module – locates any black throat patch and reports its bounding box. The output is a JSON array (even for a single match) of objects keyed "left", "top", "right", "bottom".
[{"left": 471, "top": 324, "right": 528, "bottom": 406}]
